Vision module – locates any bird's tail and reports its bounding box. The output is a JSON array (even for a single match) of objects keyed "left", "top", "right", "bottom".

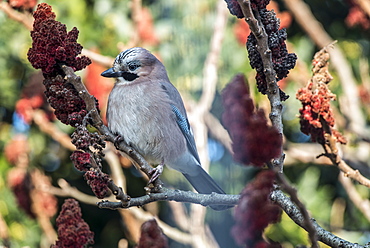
[{"left": 182, "top": 167, "right": 232, "bottom": 211}]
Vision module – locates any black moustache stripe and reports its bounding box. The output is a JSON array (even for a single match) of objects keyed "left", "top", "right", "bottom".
[{"left": 121, "top": 72, "right": 139, "bottom": 81}]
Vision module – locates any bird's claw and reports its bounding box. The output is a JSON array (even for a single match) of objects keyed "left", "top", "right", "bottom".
[
  {"left": 113, "top": 135, "right": 124, "bottom": 148},
  {"left": 148, "top": 164, "right": 163, "bottom": 184}
]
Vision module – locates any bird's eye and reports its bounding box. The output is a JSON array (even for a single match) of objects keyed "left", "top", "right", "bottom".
[{"left": 128, "top": 63, "right": 139, "bottom": 71}]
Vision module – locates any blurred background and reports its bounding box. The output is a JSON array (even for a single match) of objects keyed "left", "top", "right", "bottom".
[{"left": 0, "top": 0, "right": 369, "bottom": 247}]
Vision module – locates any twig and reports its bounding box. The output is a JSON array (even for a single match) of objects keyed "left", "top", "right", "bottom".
[
  {"left": 129, "top": 0, "right": 142, "bottom": 47},
  {"left": 353, "top": 0, "right": 370, "bottom": 17},
  {"left": 320, "top": 125, "right": 370, "bottom": 188},
  {"left": 338, "top": 173, "right": 370, "bottom": 221},
  {"left": 236, "top": 0, "right": 284, "bottom": 172},
  {"left": 271, "top": 189, "right": 366, "bottom": 248},
  {"left": 0, "top": 2, "right": 33, "bottom": 30},
  {"left": 274, "top": 171, "right": 319, "bottom": 248},
  {"left": 188, "top": 2, "right": 228, "bottom": 247},
  {"left": 204, "top": 112, "right": 233, "bottom": 155},
  {"left": 97, "top": 189, "right": 239, "bottom": 209},
  {"left": 43, "top": 179, "right": 194, "bottom": 245},
  {"left": 32, "top": 110, "right": 76, "bottom": 151},
  {"left": 81, "top": 49, "right": 114, "bottom": 67}
]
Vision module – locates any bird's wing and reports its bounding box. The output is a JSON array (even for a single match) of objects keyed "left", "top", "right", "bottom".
[{"left": 160, "top": 81, "right": 201, "bottom": 164}]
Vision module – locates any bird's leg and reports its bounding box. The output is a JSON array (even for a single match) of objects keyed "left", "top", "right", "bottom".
[{"left": 148, "top": 160, "right": 164, "bottom": 184}]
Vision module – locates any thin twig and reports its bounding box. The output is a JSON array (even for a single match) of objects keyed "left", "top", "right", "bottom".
[
  {"left": 271, "top": 189, "right": 366, "bottom": 248},
  {"left": 321, "top": 123, "right": 370, "bottom": 188},
  {"left": 43, "top": 179, "right": 194, "bottom": 245},
  {"left": 0, "top": 2, "right": 33, "bottom": 30},
  {"left": 274, "top": 171, "right": 319, "bottom": 248},
  {"left": 188, "top": 2, "right": 228, "bottom": 247},
  {"left": 338, "top": 173, "right": 370, "bottom": 221},
  {"left": 97, "top": 189, "right": 239, "bottom": 209}
]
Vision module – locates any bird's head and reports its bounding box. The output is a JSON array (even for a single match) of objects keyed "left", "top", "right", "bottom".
[{"left": 101, "top": 47, "right": 168, "bottom": 84}]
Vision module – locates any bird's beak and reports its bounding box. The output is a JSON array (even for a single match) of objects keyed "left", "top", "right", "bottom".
[{"left": 101, "top": 68, "right": 121, "bottom": 78}]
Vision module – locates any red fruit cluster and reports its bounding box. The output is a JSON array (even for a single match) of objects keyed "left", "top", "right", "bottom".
[
  {"left": 137, "top": 219, "right": 169, "bottom": 248},
  {"left": 27, "top": 3, "right": 91, "bottom": 76},
  {"left": 222, "top": 74, "right": 282, "bottom": 167},
  {"left": 84, "top": 169, "right": 110, "bottom": 199},
  {"left": 52, "top": 199, "right": 94, "bottom": 248},
  {"left": 296, "top": 47, "right": 346, "bottom": 145},
  {"left": 231, "top": 170, "right": 281, "bottom": 247}
]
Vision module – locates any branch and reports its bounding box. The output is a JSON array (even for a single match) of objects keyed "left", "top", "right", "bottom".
[
  {"left": 353, "top": 0, "right": 370, "bottom": 17},
  {"left": 43, "top": 179, "right": 194, "bottom": 245},
  {"left": 271, "top": 190, "right": 366, "bottom": 248},
  {"left": 32, "top": 110, "right": 76, "bottom": 151},
  {"left": 97, "top": 189, "right": 240, "bottom": 209},
  {"left": 236, "top": 0, "right": 284, "bottom": 172},
  {"left": 0, "top": 2, "right": 33, "bottom": 30},
  {"left": 274, "top": 172, "right": 319, "bottom": 248},
  {"left": 338, "top": 173, "right": 370, "bottom": 222},
  {"left": 321, "top": 127, "right": 370, "bottom": 188}
]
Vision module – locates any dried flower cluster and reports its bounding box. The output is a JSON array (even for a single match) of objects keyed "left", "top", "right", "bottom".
[
  {"left": 231, "top": 170, "right": 281, "bottom": 247},
  {"left": 84, "top": 169, "right": 110, "bottom": 199},
  {"left": 27, "top": 3, "right": 110, "bottom": 199},
  {"left": 28, "top": 3, "right": 91, "bottom": 76},
  {"left": 70, "top": 124, "right": 106, "bottom": 171},
  {"left": 225, "top": 0, "right": 297, "bottom": 101},
  {"left": 222, "top": 74, "right": 282, "bottom": 166},
  {"left": 296, "top": 46, "right": 346, "bottom": 145},
  {"left": 137, "top": 219, "right": 169, "bottom": 248},
  {"left": 52, "top": 199, "right": 94, "bottom": 248},
  {"left": 27, "top": 3, "right": 92, "bottom": 126}
]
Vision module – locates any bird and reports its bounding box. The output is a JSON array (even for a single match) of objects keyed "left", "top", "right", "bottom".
[{"left": 101, "top": 47, "right": 229, "bottom": 210}]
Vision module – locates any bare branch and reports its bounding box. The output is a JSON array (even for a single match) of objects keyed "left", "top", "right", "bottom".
[
  {"left": 274, "top": 171, "right": 319, "bottom": 248},
  {"left": 0, "top": 2, "right": 33, "bottom": 30},
  {"left": 271, "top": 189, "right": 366, "bottom": 248},
  {"left": 97, "top": 189, "right": 239, "bottom": 210},
  {"left": 339, "top": 173, "right": 370, "bottom": 221},
  {"left": 321, "top": 130, "right": 370, "bottom": 188}
]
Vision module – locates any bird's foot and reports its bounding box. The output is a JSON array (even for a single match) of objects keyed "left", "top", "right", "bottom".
[
  {"left": 113, "top": 135, "right": 124, "bottom": 148},
  {"left": 148, "top": 164, "right": 164, "bottom": 184}
]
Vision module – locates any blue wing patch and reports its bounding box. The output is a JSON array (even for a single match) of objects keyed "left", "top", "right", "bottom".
[
  {"left": 171, "top": 104, "right": 201, "bottom": 164},
  {"left": 171, "top": 105, "right": 191, "bottom": 135}
]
